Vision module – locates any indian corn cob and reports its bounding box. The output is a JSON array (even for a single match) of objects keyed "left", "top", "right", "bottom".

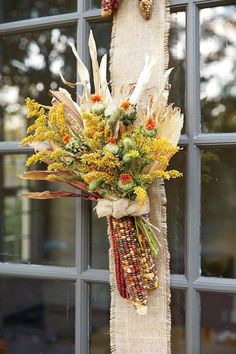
[
  {"left": 109, "top": 216, "right": 129, "bottom": 299},
  {"left": 101, "top": 0, "right": 120, "bottom": 17},
  {"left": 109, "top": 215, "right": 159, "bottom": 312},
  {"left": 139, "top": 0, "right": 154, "bottom": 20}
]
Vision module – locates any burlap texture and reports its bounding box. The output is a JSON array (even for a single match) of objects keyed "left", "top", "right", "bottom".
[{"left": 109, "top": 1, "right": 171, "bottom": 353}]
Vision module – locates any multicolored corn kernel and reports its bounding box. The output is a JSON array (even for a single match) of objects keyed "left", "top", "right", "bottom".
[
  {"left": 140, "top": 233, "right": 158, "bottom": 290},
  {"left": 109, "top": 216, "right": 129, "bottom": 299}
]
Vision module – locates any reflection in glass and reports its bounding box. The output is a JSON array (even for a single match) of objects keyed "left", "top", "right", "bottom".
[
  {"left": 166, "top": 148, "right": 186, "bottom": 274},
  {"left": 171, "top": 289, "right": 186, "bottom": 353},
  {"left": 89, "top": 0, "right": 101, "bottom": 9},
  {"left": 0, "top": 26, "right": 76, "bottom": 141},
  {"left": 90, "top": 202, "right": 109, "bottom": 269},
  {"left": 0, "top": 0, "right": 77, "bottom": 23},
  {"left": 0, "top": 155, "right": 76, "bottom": 266},
  {"left": 200, "top": 6, "right": 236, "bottom": 133},
  {"left": 90, "top": 283, "right": 110, "bottom": 354},
  {"left": 0, "top": 277, "right": 75, "bottom": 354},
  {"left": 201, "top": 292, "right": 236, "bottom": 353},
  {"left": 201, "top": 148, "right": 236, "bottom": 278},
  {"left": 169, "top": 11, "right": 186, "bottom": 120}
]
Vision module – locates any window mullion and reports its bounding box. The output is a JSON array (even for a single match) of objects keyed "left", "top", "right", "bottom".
[
  {"left": 186, "top": 2, "right": 201, "bottom": 354},
  {"left": 0, "top": 13, "right": 79, "bottom": 36}
]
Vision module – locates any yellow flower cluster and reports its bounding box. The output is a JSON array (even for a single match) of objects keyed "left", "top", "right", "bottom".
[
  {"left": 125, "top": 149, "right": 140, "bottom": 159},
  {"left": 25, "top": 98, "right": 41, "bottom": 119},
  {"left": 134, "top": 186, "right": 147, "bottom": 206},
  {"left": 82, "top": 112, "right": 110, "bottom": 149},
  {"left": 48, "top": 162, "right": 66, "bottom": 171},
  {"left": 81, "top": 151, "right": 120, "bottom": 174},
  {"left": 25, "top": 151, "right": 49, "bottom": 166},
  {"left": 141, "top": 169, "right": 183, "bottom": 182},
  {"left": 83, "top": 171, "right": 114, "bottom": 184},
  {"left": 49, "top": 104, "right": 69, "bottom": 137}
]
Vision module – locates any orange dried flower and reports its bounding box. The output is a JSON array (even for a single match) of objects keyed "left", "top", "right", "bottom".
[
  {"left": 119, "top": 173, "right": 133, "bottom": 184},
  {"left": 145, "top": 117, "right": 156, "bottom": 130},
  {"left": 63, "top": 134, "right": 70, "bottom": 144},
  {"left": 121, "top": 100, "right": 130, "bottom": 111},
  {"left": 91, "top": 95, "right": 102, "bottom": 103},
  {"left": 108, "top": 136, "right": 117, "bottom": 144}
]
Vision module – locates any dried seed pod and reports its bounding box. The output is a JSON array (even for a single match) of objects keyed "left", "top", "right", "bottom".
[{"left": 139, "top": 0, "right": 154, "bottom": 20}]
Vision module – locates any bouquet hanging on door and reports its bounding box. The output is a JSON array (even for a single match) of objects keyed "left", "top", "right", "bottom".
[{"left": 19, "top": 31, "right": 183, "bottom": 314}]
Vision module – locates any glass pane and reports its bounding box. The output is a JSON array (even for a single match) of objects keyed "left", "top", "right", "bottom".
[
  {"left": 200, "top": 6, "right": 236, "bottom": 133},
  {"left": 90, "top": 203, "right": 109, "bottom": 269},
  {"left": 0, "top": 0, "right": 77, "bottom": 23},
  {"left": 166, "top": 148, "right": 186, "bottom": 274},
  {"left": 90, "top": 283, "right": 110, "bottom": 354},
  {"left": 171, "top": 289, "right": 186, "bottom": 354},
  {"left": 89, "top": 284, "right": 186, "bottom": 354},
  {"left": 0, "top": 26, "right": 76, "bottom": 141},
  {"left": 169, "top": 11, "right": 186, "bottom": 123},
  {"left": 0, "top": 154, "right": 76, "bottom": 267},
  {"left": 0, "top": 277, "right": 75, "bottom": 354},
  {"left": 201, "top": 148, "right": 236, "bottom": 278},
  {"left": 89, "top": 0, "right": 101, "bottom": 9},
  {"left": 89, "top": 22, "right": 112, "bottom": 270},
  {"left": 201, "top": 292, "right": 236, "bottom": 353}
]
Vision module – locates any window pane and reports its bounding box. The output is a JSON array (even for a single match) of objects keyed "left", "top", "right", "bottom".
[
  {"left": 171, "top": 289, "right": 186, "bottom": 354},
  {"left": 88, "top": 0, "right": 101, "bottom": 9},
  {"left": 169, "top": 11, "right": 186, "bottom": 125},
  {"left": 0, "top": 154, "right": 76, "bottom": 267},
  {"left": 201, "top": 292, "right": 236, "bottom": 353},
  {"left": 90, "top": 203, "right": 109, "bottom": 269},
  {"left": 0, "top": 277, "right": 75, "bottom": 354},
  {"left": 89, "top": 284, "right": 186, "bottom": 353},
  {"left": 166, "top": 148, "right": 186, "bottom": 274},
  {"left": 201, "top": 148, "right": 236, "bottom": 278},
  {"left": 200, "top": 6, "right": 236, "bottom": 133},
  {"left": 0, "top": 26, "right": 76, "bottom": 141},
  {"left": 0, "top": 0, "right": 77, "bottom": 23},
  {"left": 90, "top": 283, "right": 110, "bottom": 354},
  {"left": 89, "top": 22, "right": 112, "bottom": 270}
]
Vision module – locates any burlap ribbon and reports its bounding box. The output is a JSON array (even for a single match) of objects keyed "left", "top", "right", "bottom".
[{"left": 109, "top": 1, "right": 171, "bottom": 353}]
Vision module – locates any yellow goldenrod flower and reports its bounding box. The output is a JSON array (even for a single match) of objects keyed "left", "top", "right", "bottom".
[
  {"left": 134, "top": 186, "right": 147, "bottom": 206},
  {"left": 83, "top": 171, "right": 113, "bottom": 184},
  {"left": 25, "top": 151, "right": 49, "bottom": 166},
  {"left": 47, "top": 163, "right": 66, "bottom": 171}
]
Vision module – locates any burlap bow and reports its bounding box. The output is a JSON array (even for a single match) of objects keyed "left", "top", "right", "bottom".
[{"left": 95, "top": 198, "right": 150, "bottom": 219}]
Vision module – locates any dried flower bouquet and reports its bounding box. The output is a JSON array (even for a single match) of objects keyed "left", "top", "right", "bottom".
[{"left": 19, "top": 31, "right": 183, "bottom": 314}]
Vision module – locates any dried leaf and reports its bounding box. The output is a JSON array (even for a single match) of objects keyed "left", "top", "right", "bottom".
[
  {"left": 88, "top": 30, "right": 100, "bottom": 94},
  {"left": 19, "top": 190, "right": 87, "bottom": 199},
  {"left": 69, "top": 41, "right": 91, "bottom": 92},
  {"left": 129, "top": 55, "right": 157, "bottom": 105}
]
